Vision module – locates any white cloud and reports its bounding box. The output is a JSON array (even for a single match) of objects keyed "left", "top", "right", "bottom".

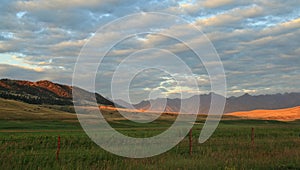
[
  {"left": 196, "top": 5, "right": 264, "bottom": 27},
  {"left": 0, "top": 0, "right": 299, "bottom": 100},
  {"left": 202, "top": 0, "right": 234, "bottom": 8}
]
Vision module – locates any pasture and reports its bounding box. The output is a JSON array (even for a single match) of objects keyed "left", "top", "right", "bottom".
[{"left": 0, "top": 119, "right": 300, "bottom": 169}]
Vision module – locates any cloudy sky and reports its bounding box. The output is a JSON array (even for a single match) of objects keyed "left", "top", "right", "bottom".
[{"left": 0, "top": 0, "right": 299, "bottom": 102}]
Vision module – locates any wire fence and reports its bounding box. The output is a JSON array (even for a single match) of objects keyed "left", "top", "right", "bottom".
[
  {"left": 0, "top": 131, "right": 254, "bottom": 159},
  {"left": 1, "top": 127, "right": 300, "bottom": 160}
]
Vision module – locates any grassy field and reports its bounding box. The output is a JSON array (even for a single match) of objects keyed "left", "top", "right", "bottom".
[
  {"left": 1, "top": 119, "right": 300, "bottom": 169},
  {"left": 0, "top": 99, "right": 300, "bottom": 169}
]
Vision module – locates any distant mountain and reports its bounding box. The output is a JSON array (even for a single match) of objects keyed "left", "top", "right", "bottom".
[
  {"left": 224, "top": 93, "right": 300, "bottom": 113},
  {"left": 133, "top": 98, "right": 182, "bottom": 112},
  {"left": 114, "top": 99, "right": 133, "bottom": 109},
  {"left": 131, "top": 93, "right": 222, "bottom": 113},
  {"left": 0, "top": 79, "right": 114, "bottom": 106},
  {"left": 2, "top": 78, "right": 300, "bottom": 113},
  {"left": 132, "top": 92, "right": 300, "bottom": 113}
]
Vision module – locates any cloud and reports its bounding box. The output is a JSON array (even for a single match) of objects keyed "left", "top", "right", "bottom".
[
  {"left": 196, "top": 4, "right": 264, "bottom": 28},
  {"left": 0, "top": 64, "right": 72, "bottom": 84},
  {"left": 203, "top": 0, "right": 235, "bottom": 8},
  {"left": 0, "top": 0, "right": 299, "bottom": 101}
]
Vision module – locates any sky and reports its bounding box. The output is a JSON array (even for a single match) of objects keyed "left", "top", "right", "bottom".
[{"left": 0, "top": 0, "right": 300, "bottom": 103}]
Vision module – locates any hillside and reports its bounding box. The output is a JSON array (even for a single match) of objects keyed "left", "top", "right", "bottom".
[
  {"left": 0, "top": 98, "right": 76, "bottom": 120},
  {"left": 228, "top": 106, "right": 300, "bottom": 121},
  {"left": 0, "top": 79, "right": 114, "bottom": 106},
  {"left": 1, "top": 78, "right": 300, "bottom": 116},
  {"left": 0, "top": 98, "right": 175, "bottom": 121},
  {"left": 1, "top": 96, "right": 299, "bottom": 122}
]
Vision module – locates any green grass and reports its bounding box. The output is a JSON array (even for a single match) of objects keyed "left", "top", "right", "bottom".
[
  {"left": 1, "top": 99, "right": 300, "bottom": 169},
  {"left": 0, "top": 119, "right": 300, "bottom": 170}
]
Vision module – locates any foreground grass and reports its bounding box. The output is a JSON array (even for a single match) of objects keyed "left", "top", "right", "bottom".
[{"left": 0, "top": 119, "right": 300, "bottom": 169}]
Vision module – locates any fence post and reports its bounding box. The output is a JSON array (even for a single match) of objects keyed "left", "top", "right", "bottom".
[
  {"left": 56, "top": 135, "right": 61, "bottom": 161},
  {"left": 251, "top": 128, "right": 254, "bottom": 147},
  {"left": 189, "top": 129, "right": 192, "bottom": 156}
]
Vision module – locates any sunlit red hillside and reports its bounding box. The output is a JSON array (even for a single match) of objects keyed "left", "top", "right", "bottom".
[{"left": 228, "top": 106, "right": 300, "bottom": 121}]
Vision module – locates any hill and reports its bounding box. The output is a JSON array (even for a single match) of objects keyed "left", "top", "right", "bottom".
[
  {"left": 0, "top": 98, "right": 76, "bottom": 120},
  {"left": 0, "top": 98, "right": 177, "bottom": 121},
  {"left": 0, "top": 79, "right": 114, "bottom": 106},
  {"left": 1, "top": 78, "right": 300, "bottom": 116},
  {"left": 228, "top": 106, "right": 300, "bottom": 121}
]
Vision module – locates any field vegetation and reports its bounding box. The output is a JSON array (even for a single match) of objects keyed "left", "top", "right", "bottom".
[{"left": 0, "top": 99, "right": 300, "bottom": 169}]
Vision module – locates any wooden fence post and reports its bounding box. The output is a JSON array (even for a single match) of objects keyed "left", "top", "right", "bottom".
[
  {"left": 251, "top": 128, "right": 254, "bottom": 147},
  {"left": 189, "top": 129, "right": 192, "bottom": 156},
  {"left": 56, "top": 135, "right": 61, "bottom": 161}
]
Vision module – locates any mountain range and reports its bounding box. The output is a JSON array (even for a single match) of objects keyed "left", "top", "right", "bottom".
[
  {"left": 119, "top": 92, "right": 300, "bottom": 114},
  {"left": 1, "top": 79, "right": 300, "bottom": 113}
]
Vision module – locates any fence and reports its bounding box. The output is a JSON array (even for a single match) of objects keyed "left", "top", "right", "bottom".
[{"left": 0, "top": 127, "right": 259, "bottom": 159}]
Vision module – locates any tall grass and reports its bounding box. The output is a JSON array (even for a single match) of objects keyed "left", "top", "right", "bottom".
[{"left": 0, "top": 120, "right": 299, "bottom": 169}]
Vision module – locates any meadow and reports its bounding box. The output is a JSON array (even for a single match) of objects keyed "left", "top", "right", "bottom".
[
  {"left": 0, "top": 99, "right": 300, "bottom": 169},
  {"left": 0, "top": 118, "right": 300, "bottom": 170}
]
